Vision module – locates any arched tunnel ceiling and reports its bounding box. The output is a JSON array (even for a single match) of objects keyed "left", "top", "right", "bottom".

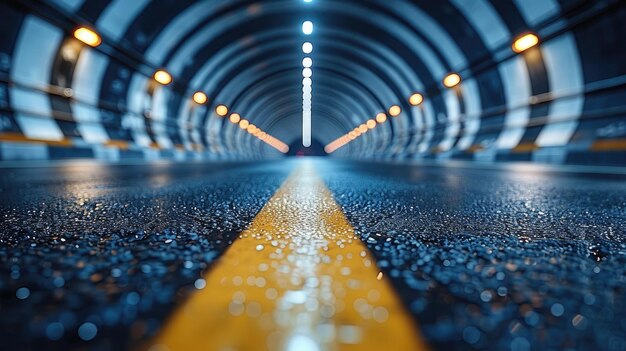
[{"left": 1, "top": 0, "right": 625, "bottom": 161}]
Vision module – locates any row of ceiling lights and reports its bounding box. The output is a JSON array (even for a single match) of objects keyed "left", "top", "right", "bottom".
[
  {"left": 302, "top": 19, "right": 314, "bottom": 147},
  {"left": 72, "top": 26, "right": 289, "bottom": 154},
  {"left": 324, "top": 103, "right": 403, "bottom": 154},
  {"left": 324, "top": 32, "right": 541, "bottom": 154},
  {"left": 214, "top": 104, "right": 290, "bottom": 154}
]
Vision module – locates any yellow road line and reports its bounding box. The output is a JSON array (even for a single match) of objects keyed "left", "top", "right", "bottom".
[{"left": 146, "top": 162, "right": 429, "bottom": 351}]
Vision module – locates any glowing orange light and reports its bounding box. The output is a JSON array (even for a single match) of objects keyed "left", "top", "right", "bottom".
[
  {"left": 366, "top": 119, "right": 377, "bottom": 129},
  {"left": 376, "top": 113, "right": 387, "bottom": 124},
  {"left": 409, "top": 93, "right": 423, "bottom": 106},
  {"left": 443, "top": 73, "right": 461, "bottom": 88},
  {"left": 215, "top": 105, "right": 228, "bottom": 117},
  {"left": 388, "top": 105, "right": 402, "bottom": 117},
  {"left": 193, "top": 91, "right": 207, "bottom": 104},
  {"left": 154, "top": 70, "right": 172, "bottom": 85},
  {"left": 73, "top": 27, "right": 101, "bottom": 47},
  {"left": 229, "top": 113, "right": 241, "bottom": 124},
  {"left": 359, "top": 124, "right": 368, "bottom": 133},
  {"left": 512, "top": 33, "right": 539, "bottom": 53},
  {"left": 239, "top": 119, "right": 250, "bottom": 129}
]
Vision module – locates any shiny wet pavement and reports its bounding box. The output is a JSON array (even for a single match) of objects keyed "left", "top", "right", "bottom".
[{"left": 0, "top": 159, "right": 625, "bottom": 351}]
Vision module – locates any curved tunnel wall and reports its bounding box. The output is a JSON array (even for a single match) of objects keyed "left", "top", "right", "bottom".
[{"left": 0, "top": 0, "right": 624, "bottom": 165}]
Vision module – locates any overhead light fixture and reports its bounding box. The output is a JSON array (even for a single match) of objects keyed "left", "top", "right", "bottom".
[
  {"left": 376, "top": 112, "right": 387, "bottom": 123},
  {"left": 74, "top": 27, "right": 102, "bottom": 48},
  {"left": 229, "top": 113, "right": 241, "bottom": 124},
  {"left": 192, "top": 91, "right": 207, "bottom": 105},
  {"left": 302, "top": 42, "right": 313, "bottom": 54},
  {"left": 388, "top": 105, "right": 402, "bottom": 117},
  {"left": 302, "top": 21, "right": 313, "bottom": 35},
  {"left": 215, "top": 105, "right": 229, "bottom": 117},
  {"left": 409, "top": 93, "right": 424, "bottom": 106},
  {"left": 443, "top": 73, "right": 461, "bottom": 88},
  {"left": 73, "top": 27, "right": 102, "bottom": 47},
  {"left": 512, "top": 33, "right": 540, "bottom": 53},
  {"left": 153, "top": 70, "right": 172, "bottom": 85}
]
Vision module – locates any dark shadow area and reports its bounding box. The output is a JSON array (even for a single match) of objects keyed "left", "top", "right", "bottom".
[{"left": 286, "top": 138, "right": 327, "bottom": 157}]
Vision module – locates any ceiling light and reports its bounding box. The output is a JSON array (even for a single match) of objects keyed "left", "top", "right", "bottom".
[
  {"left": 409, "top": 93, "right": 423, "bottom": 106},
  {"left": 192, "top": 91, "right": 207, "bottom": 105},
  {"left": 388, "top": 105, "right": 401, "bottom": 117},
  {"left": 302, "top": 42, "right": 313, "bottom": 54},
  {"left": 443, "top": 73, "right": 461, "bottom": 88},
  {"left": 512, "top": 33, "right": 539, "bottom": 53},
  {"left": 376, "top": 112, "right": 387, "bottom": 123},
  {"left": 229, "top": 113, "right": 241, "bottom": 124},
  {"left": 73, "top": 27, "right": 101, "bottom": 47},
  {"left": 215, "top": 105, "right": 228, "bottom": 117},
  {"left": 302, "top": 57, "right": 313, "bottom": 68},
  {"left": 153, "top": 70, "right": 172, "bottom": 85},
  {"left": 302, "top": 21, "right": 313, "bottom": 35}
]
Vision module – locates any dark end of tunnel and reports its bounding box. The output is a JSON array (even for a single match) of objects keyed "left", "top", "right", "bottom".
[{"left": 286, "top": 139, "right": 328, "bottom": 157}]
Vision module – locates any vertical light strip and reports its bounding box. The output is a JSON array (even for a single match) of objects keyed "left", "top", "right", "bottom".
[{"left": 302, "top": 21, "right": 313, "bottom": 147}]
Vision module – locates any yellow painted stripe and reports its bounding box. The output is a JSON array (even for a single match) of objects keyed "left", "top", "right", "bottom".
[
  {"left": 0, "top": 132, "right": 73, "bottom": 147},
  {"left": 145, "top": 162, "right": 429, "bottom": 351},
  {"left": 590, "top": 139, "right": 626, "bottom": 151}
]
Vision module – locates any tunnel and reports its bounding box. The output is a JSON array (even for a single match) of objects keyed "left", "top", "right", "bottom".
[{"left": 0, "top": 0, "right": 625, "bottom": 350}]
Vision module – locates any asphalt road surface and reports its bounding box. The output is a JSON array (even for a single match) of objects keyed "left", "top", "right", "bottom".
[{"left": 0, "top": 159, "right": 624, "bottom": 351}]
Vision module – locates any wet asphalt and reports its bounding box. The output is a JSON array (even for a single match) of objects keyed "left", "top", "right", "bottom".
[{"left": 0, "top": 158, "right": 625, "bottom": 351}]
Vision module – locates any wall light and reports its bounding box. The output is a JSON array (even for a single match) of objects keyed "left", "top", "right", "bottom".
[
  {"left": 376, "top": 112, "right": 387, "bottom": 123},
  {"left": 443, "top": 73, "right": 461, "bottom": 88},
  {"left": 154, "top": 70, "right": 172, "bottom": 85},
  {"left": 229, "top": 113, "right": 241, "bottom": 124},
  {"left": 512, "top": 33, "right": 539, "bottom": 53},
  {"left": 388, "top": 105, "right": 402, "bottom": 117},
  {"left": 193, "top": 91, "right": 207, "bottom": 105},
  {"left": 73, "top": 27, "right": 101, "bottom": 47},
  {"left": 215, "top": 105, "right": 229, "bottom": 117},
  {"left": 302, "top": 21, "right": 313, "bottom": 35},
  {"left": 409, "top": 93, "right": 423, "bottom": 106}
]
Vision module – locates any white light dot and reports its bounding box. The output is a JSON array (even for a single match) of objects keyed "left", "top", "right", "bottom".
[
  {"left": 302, "top": 42, "right": 313, "bottom": 54},
  {"left": 303, "top": 77, "right": 312, "bottom": 86},
  {"left": 302, "top": 57, "right": 312, "bottom": 68},
  {"left": 302, "top": 21, "right": 313, "bottom": 35},
  {"left": 302, "top": 68, "right": 312, "bottom": 78},
  {"left": 194, "top": 278, "right": 206, "bottom": 289}
]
